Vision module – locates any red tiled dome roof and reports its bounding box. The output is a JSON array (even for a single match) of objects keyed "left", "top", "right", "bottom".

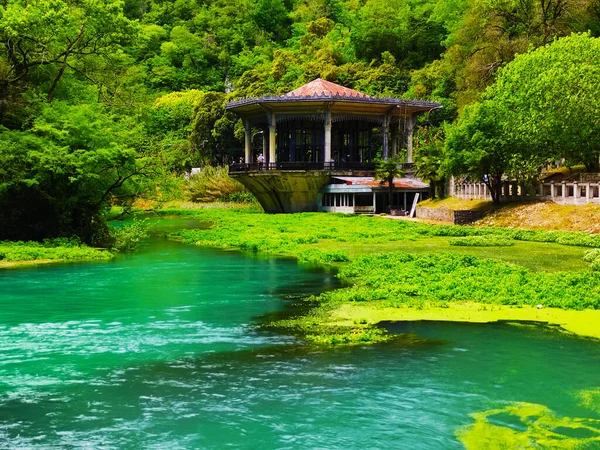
[{"left": 284, "top": 79, "right": 369, "bottom": 99}]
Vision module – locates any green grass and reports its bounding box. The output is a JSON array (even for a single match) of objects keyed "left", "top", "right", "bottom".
[
  {"left": 0, "top": 239, "right": 113, "bottom": 265},
  {"left": 168, "top": 209, "right": 590, "bottom": 272}
]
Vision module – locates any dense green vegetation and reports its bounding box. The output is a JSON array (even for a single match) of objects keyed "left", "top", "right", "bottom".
[
  {"left": 1, "top": 0, "right": 599, "bottom": 242},
  {"left": 328, "top": 252, "right": 600, "bottom": 310},
  {"left": 0, "top": 239, "right": 112, "bottom": 264},
  {"left": 170, "top": 209, "right": 600, "bottom": 265}
]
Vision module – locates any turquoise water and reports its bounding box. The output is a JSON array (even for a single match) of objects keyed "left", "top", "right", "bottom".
[{"left": 1, "top": 220, "right": 599, "bottom": 448}]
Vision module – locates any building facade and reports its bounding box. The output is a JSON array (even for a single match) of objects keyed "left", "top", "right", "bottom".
[{"left": 226, "top": 79, "right": 440, "bottom": 213}]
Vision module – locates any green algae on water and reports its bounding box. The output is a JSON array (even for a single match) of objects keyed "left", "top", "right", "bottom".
[{"left": 457, "top": 402, "right": 600, "bottom": 449}]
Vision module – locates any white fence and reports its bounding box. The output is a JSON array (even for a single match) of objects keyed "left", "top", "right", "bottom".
[{"left": 452, "top": 180, "right": 600, "bottom": 205}]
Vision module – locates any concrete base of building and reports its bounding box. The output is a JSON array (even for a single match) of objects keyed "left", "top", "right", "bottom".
[{"left": 232, "top": 171, "right": 331, "bottom": 213}]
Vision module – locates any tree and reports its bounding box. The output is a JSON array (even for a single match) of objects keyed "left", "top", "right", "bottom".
[
  {"left": 414, "top": 128, "right": 448, "bottom": 199},
  {"left": 444, "top": 101, "right": 511, "bottom": 204},
  {"left": 0, "top": 0, "right": 138, "bottom": 119},
  {"left": 487, "top": 33, "right": 600, "bottom": 170},
  {"left": 375, "top": 156, "right": 405, "bottom": 213},
  {"left": 0, "top": 102, "right": 152, "bottom": 243}
]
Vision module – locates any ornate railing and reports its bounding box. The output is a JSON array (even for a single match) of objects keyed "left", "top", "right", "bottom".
[{"left": 229, "top": 161, "right": 413, "bottom": 173}]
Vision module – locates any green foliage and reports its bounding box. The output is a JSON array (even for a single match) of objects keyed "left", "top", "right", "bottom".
[
  {"left": 414, "top": 128, "right": 448, "bottom": 198},
  {"left": 0, "top": 240, "right": 112, "bottom": 262},
  {"left": 223, "top": 191, "right": 258, "bottom": 204},
  {"left": 375, "top": 156, "right": 405, "bottom": 212},
  {"left": 0, "top": 0, "right": 598, "bottom": 245},
  {"left": 445, "top": 34, "right": 600, "bottom": 199},
  {"left": 487, "top": 33, "right": 600, "bottom": 170},
  {"left": 0, "top": 102, "right": 150, "bottom": 243},
  {"left": 110, "top": 219, "right": 150, "bottom": 252},
  {"left": 449, "top": 236, "right": 514, "bottom": 247},
  {"left": 184, "top": 166, "right": 248, "bottom": 202},
  {"left": 328, "top": 252, "right": 600, "bottom": 310},
  {"left": 584, "top": 249, "right": 600, "bottom": 271},
  {"left": 298, "top": 249, "right": 350, "bottom": 264}
]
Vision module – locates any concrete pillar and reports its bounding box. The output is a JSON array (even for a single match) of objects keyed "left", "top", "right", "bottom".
[
  {"left": 262, "top": 130, "right": 268, "bottom": 162},
  {"left": 406, "top": 113, "right": 416, "bottom": 163},
  {"left": 243, "top": 119, "right": 251, "bottom": 164},
  {"left": 550, "top": 182, "right": 556, "bottom": 199},
  {"left": 562, "top": 181, "right": 567, "bottom": 200},
  {"left": 587, "top": 183, "right": 592, "bottom": 200},
  {"left": 391, "top": 128, "right": 398, "bottom": 157},
  {"left": 324, "top": 105, "right": 332, "bottom": 165},
  {"left": 373, "top": 192, "right": 376, "bottom": 211},
  {"left": 382, "top": 113, "right": 391, "bottom": 160},
  {"left": 574, "top": 182, "right": 580, "bottom": 199}
]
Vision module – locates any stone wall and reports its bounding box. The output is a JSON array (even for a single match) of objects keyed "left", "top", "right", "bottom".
[
  {"left": 416, "top": 207, "right": 483, "bottom": 224},
  {"left": 415, "top": 207, "right": 454, "bottom": 222},
  {"left": 453, "top": 210, "right": 484, "bottom": 225}
]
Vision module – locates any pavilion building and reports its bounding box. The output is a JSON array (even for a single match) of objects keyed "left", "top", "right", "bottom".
[{"left": 226, "top": 79, "right": 440, "bottom": 214}]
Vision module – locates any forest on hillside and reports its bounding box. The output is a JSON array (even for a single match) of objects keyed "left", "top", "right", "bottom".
[{"left": 1, "top": 0, "right": 599, "bottom": 242}]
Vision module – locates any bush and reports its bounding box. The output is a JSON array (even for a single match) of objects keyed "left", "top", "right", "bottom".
[
  {"left": 184, "top": 166, "right": 248, "bottom": 202},
  {"left": 449, "top": 236, "right": 515, "bottom": 247},
  {"left": 224, "top": 191, "right": 257, "bottom": 203},
  {"left": 110, "top": 219, "right": 149, "bottom": 252},
  {"left": 583, "top": 249, "right": 600, "bottom": 263}
]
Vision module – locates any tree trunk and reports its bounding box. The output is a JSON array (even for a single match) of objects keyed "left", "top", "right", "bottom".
[{"left": 47, "top": 57, "right": 69, "bottom": 103}]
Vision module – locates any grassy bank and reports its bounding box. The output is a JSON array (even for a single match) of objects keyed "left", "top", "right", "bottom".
[
  {"left": 166, "top": 208, "right": 600, "bottom": 344},
  {"left": 0, "top": 239, "right": 113, "bottom": 268}
]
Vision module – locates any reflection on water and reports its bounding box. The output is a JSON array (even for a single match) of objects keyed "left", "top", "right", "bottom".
[{"left": 0, "top": 223, "right": 599, "bottom": 448}]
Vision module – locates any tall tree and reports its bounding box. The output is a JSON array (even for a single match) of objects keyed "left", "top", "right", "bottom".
[
  {"left": 0, "top": 0, "right": 138, "bottom": 122},
  {"left": 488, "top": 33, "right": 600, "bottom": 170}
]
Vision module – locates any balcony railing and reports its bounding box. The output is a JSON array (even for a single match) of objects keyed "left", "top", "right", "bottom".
[{"left": 229, "top": 161, "right": 413, "bottom": 173}]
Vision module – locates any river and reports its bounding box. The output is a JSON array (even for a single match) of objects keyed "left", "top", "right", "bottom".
[{"left": 1, "top": 217, "right": 599, "bottom": 448}]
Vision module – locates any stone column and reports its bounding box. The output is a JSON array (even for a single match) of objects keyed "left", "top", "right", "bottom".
[
  {"left": 574, "top": 182, "right": 580, "bottom": 200},
  {"left": 406, "top": 113, "right": 417, "bottom": 163},
  {"left": 268, "top": 112, "right": 276, "bottom": 168},
  {"left": 324, "top": 104, "right": 332, "bottom": 166},
  {"left": 550, "top": 182, "right": 556, "bottom": 199},
  {"left": 382, "top": 113, "right": 390, "bottom": 160},
  {"left": 391, "top": 127, "right": 398, "bottom": 158},
  {"left": 587, "top": 183, "right": 592, "bottom": 200},
  {"left": 562, "top": 181, "right": 567, "bottom": 201},
  {"left": 262, "top": 129, "right": 268, "bottom": 163},
  {"left": 243, "top": 119, "right": 251, "bottom": 164}
]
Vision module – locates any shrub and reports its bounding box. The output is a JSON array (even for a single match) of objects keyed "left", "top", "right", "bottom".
[
  {"left": 184, "top": 166, "right": 247, "bottom": 202},
  {"left": 110, "top": 219, "right": 149, "bottom": 252},
  {"left": 583, "top": 249, "right": 600, "bottom": 263},
  {"left": 449, "top": 236, "right": 515, "bottom": 247},
  {"left": 224, "top": 191, "right": 257, "bottom": 203}
]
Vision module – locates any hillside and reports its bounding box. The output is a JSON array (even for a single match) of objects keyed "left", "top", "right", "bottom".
[{"left": 476, "top": 202, "right": 600, "bottom": 234}]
